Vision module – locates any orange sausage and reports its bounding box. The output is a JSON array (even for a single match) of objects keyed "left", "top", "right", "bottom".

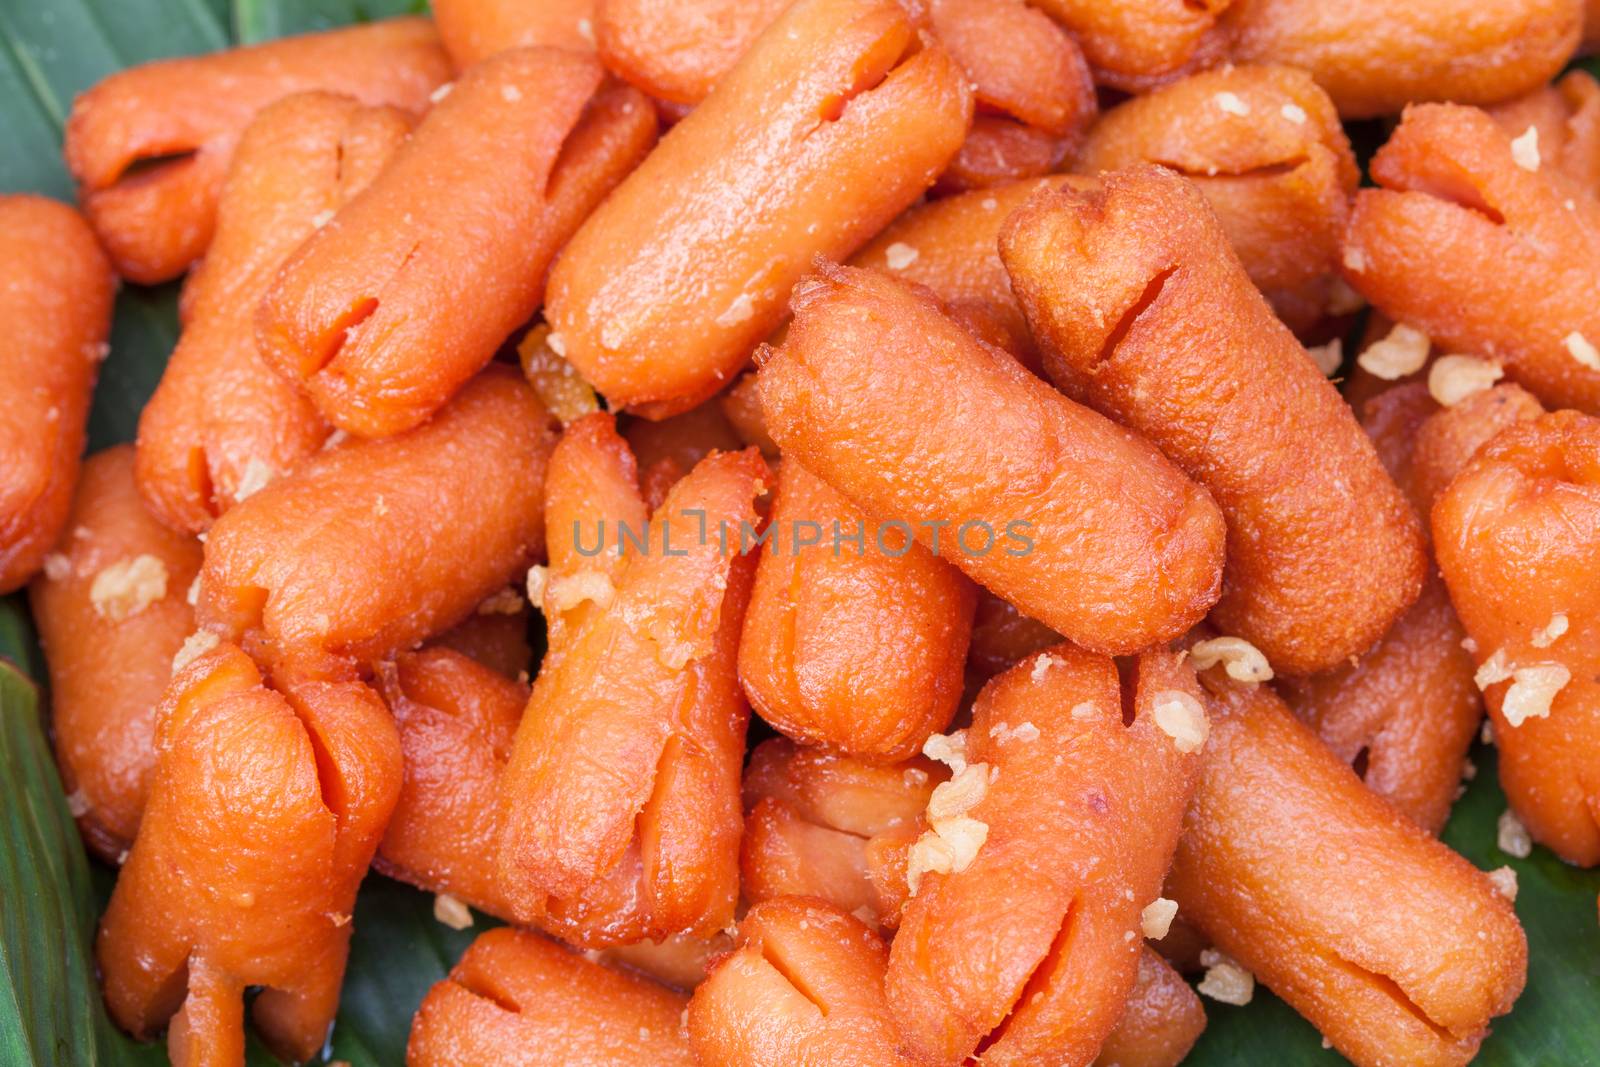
[
  {"left": 1433, "top": 412, "right": 1600, "bottom": 865},
  {"left": 886, "top": 645, "right": 1204, "bottom": 1066},
  {"left": 97, "top": 642, "right": 400, "bottom": 1066},
  {"left": 927, "top": 0, "right": 1097, "bottom": 191},
  {"left": 432, "top": 0, "right": 597, "bottom": 67},
  {"left": 1091, "top": 950, "right": 1207, "bottom": 1067},
  {"left": 740, "top": 738, "right": 945, "bottom": 924},
  {"left": 1221, "top": 0, "right": 1581, "bottom": 119},
  {"left": 1072, "top": 65, "right": 1359, "bottom": 337},
  {"left": 851, "top": 175, "right": 1072, "bottom": 371},
  {"left": 408, "top": 927, "right": 694, "bottom": 1067},
  {"left": 1277, "top": 385, "right": 1478, "bottom": 833},
  {"left": 257, "top": 50, "right": 656, "bottom": 437},
  {"left": 739, "top": 461, "right": 976, "bottom": 761},
  {"left": 497, "top": 422, "right": 765, "bottom": 944},
  {"left": 688, "top": 897, "right": 917, "bottom": 1067},
  {"left": 135, "top": 93, "right": 412, "bottom": 534},
  {"left": 0, "top": 196, "right": 114, "bottom": 594},
  {"left": 198, "top": 367, "right": 555, "bottom": 681},
  {"left": 548, "top": 0, "right": 974, "bottom": 417},
  {"left": 1002, "top": 166, "right": 1425, "bottom": 675},
  {"left": 1167, "top": 651, "right": 1527, "bottom": 1067},
  {"left": 1027, "top": 0, "right": 1229, "bottom": 91},
  {"left": 596, "top": 0, "right": 791, "bottom": 104},
  {"left": 374, "top": 646, "right": 529, "bottom": 919},
  {"left": 624, "top": 401, "right": 747, "bottom": 512},
  {"left": 758, "top": 263, "right": 1225, "bottom": 655},
  {"left": 27, "top": 446, "right": 202, "bottom": 863},
  {"left": 62, "top": 18, "right": 449, "bottom": 284},
  {"left": 1487, "top": 69, "right": 1600, "bottom": 189},
  {"left": 1346, "top": 103, "right": 1600, "bottom": 413},
  {"left": 1411, "top": 384, "right": 1547, "bottom": 510}
]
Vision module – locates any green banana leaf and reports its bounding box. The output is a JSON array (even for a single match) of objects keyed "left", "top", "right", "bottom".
[{"left": 1, "top": 1, "right": 1598, "bottom": 1063}]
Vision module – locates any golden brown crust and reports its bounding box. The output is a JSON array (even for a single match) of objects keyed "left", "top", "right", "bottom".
[
  {"left": 1002, "top": 166, "right": 1425, "bottom": 675},
  {"left": 758, "top": 262, "right": 1226, "bottom": 655},
  {"left": 1168, "top": 652, "right": 1527, "bottom": 1067},
  {"left": 548, "top": 0, "right": 974, "bottom": 415}
]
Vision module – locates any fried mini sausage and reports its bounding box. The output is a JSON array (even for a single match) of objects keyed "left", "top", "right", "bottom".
[
  {"left": 548, "top": 0, "right": 973, "bottom": 417},
  {"left": 740, "top": 461, "right": 976, "bottom": 762},
  {"left": 0, "top": 196, "right": 114, "bottom": 594},
  {"left": 257, "top": 50, "right": 656, "bottom": 437},
  {"left": 596, "top": 0, "right": 790, "bottom": 104},
  {"left": 689, "top": 897, "right": 917, "bottom": 1067},
  {"left": 741, "top": 738, "right": 944, "bottom": 923},
  {"left": 408, "top": 927, "right": 694, "bottom": 1067},
  {"left": 927, "top": 0, "right": 1097, "bottom": 190},
  {"left": 759, "top": 263, "right": 1225, "bottom": 655},
  {"left": 28, "top": 446, "right": 202, "bottom": 863},
  {"left": 136, "top": 93, "right": 412, "bottom": 534},
  {"left": 1091, "top": 949, "right": 1207, "bottom": 1067},
  {"left": 497, "top": 421, "right": 765, "bottom": 945},
  {"left": 1073, "top": 65, "right": 1358, "bottom": 336},
  {"left": 1167, "top": 653, "right": 1528, "bottom": 1067},
  {"left": 375, "top": 646, "right": 529, "bottom": 919},
  {"left": 1433, "top": 412, "right": 1600, "bottom": 865},
  {"left": 1411, "top": 384, "right": 1547, "bottom": 509},
  {"left": 1278, "top": 385, "right": 1477, "bottom": 832},
  {"left": 887, "top": 645, "right": 1204, "bottom": 1066},
  {"left": 1346, "top": 103, "right": 1600, "bottom": 414},
  {"left": 851, "top": 176, "right": 1073, "bottom": 370},
  {"left": 198, "top": 367, "right": 555, "bottom": 680},
  {"left": 596, "top": 0, "right": 1093, "bottom": 181},
  {"left": 1002, "top": 166, "right": 1425, "bottom": 675},
  {"left": 1488, "top": 69, "right": 1600, "bottom": 189},
  {"left": 97, "top": 642, "right": 400, "bottom": 1066},
  {"left": 432, "top": 0, "right": 597, "bottom": 67},
  {"left": 1221, "top": 0, "right": 1581, "bottom": 119},
  {"left": 1027, "top": 0, "right": 1229, "bottom": 91},
  {"left": 62, "top": 18, "right": 449, "bottom": 284}
]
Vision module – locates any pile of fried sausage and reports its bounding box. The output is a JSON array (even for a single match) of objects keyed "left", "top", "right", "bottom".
[{"left": 8, "top": 0, "right": 1600, "bottom": 1063}]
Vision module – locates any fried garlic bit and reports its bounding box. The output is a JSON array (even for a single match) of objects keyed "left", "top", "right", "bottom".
[
  {"left": 1497, "top": 809, "right": 1533, "bottom": 859},
  {"left": 1140, "top": 897, "right": 1178, "bottom": 940},
  {"left": 1500, "top": 664, "right": 1571, "bottom": 727},
  {"left": 1197, "top": 949, "right": 1255, "bottom": 1006},
  {"left": 908, "top": 730, "right": 992, "bottom": 895},
  {"left": 519, "top": 323, "right": 600, "bottom": 427},
  {"left": 1485, "top": 866, "right": 1519, "bottom": 903},
  {"left": 1428, "top": 355, "right": 1504, "bottom": 406},
  {"left": 89, "top": 554, "right": 169, "bottom": 621},
  {"left": 1188, "top": 635, "right": 1274, "bottom": 683},
  {"left": 1530, "top": 612, "right": 1569, "bottom": 648},
  {"left": 1357, "top": 322, "right": 1430, "bottom": 380},
  {"left": 1152, "top": 690, "right": 1210, "bottom": 754}
]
